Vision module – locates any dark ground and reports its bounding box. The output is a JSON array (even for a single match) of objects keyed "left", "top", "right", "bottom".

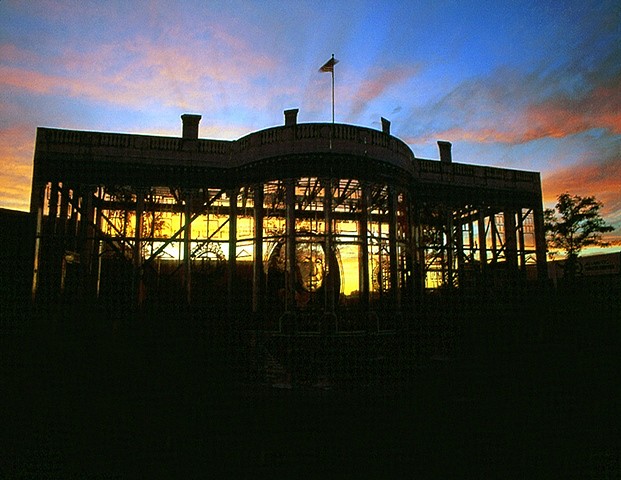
[{"left": 1, "top": 284, "right": 619, "bottom": 478}]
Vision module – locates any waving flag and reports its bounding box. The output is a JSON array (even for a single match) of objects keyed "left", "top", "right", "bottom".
[
  {"left": 319, "top": 55, "right": 339, "bottom": 73},
  {"left": 319, "top": 55, "right": 338, "bottom": 129}
]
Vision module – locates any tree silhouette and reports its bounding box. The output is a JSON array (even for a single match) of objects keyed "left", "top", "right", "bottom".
[{"left": 544, "top": 193, "right": 614, "bottom": 278}]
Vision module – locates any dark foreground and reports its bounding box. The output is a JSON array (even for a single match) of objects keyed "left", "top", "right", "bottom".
[{"left": 1, "top": 289, "right": 619, "bottom": 478}]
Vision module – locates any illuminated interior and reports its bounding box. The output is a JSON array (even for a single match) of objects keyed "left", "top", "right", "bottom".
[
  {"left": 58, "top": 176, "right": 411, "bottom": 332},
  {"left": 29, "top": 115, "right": 548, "bottom": 334}
]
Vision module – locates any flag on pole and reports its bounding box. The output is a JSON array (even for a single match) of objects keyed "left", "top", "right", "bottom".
[
  {"left": 319, "top": 54, "right": 338, "bottom": 129},
  {"left": 319, "top": 55, "right": 339, "bottom": 73}
]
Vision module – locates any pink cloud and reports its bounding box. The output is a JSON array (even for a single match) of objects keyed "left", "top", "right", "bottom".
[
  {"left": 0, "top": 65, "right": 58, "bottom": 95},
  {"left": 0, "top": 31, "right": 282, "bottom": 113},
  {"left": 403, "top": 52, "right": 621, "bottom": 146},
  {"left": 0, "top": 124, "right": 35, "bottom": 158},
  {"left": 521, "top": 84, "right": 621, "bottom": 142},
  {"left": 347, "top": 65, "right": 419, "bottom": 119},
  {"left": 0, "top": 43, "right": 41, "bottom": 65},
  {"left": 410, "top": 77, "right": 621, "bottom": 146}
]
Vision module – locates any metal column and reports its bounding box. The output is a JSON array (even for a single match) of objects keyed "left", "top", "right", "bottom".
[
  {"left": 183, "top": 191, "right": 192, "bottom": 305},
  {"left": 134, "top": 191, "right": 144, "bottom": 306},
  {"left": 79, "top": 187, "right": 96, "bottom": 298},
  {"left": 504, "top": 209, "right": 518, "bottom": 272},
  {"left": 517, "top": 209, "right": 527, "bottom": 272},
  {"left": 323, "top": 179, "right": 334, "bottom": 314},
  {"left": 477, "top": 209, "right": 487, "bottom": 274},
  {"left": 227, "top": 188, "right": 238, "bottom": 317},
  {"left": 359, "top": 183, "right": 370, "bottom": 310},
  {"left": 252, "top": 185, "right": 264, "bottom": 314},
  {"left": 30, "top": 183, "right": 46, "bottom": 301},
  {"left": 47, "top": 181, "right": 61, "bottom": 297},
  {"left": 388, "top": 187, "right": 400, "bottom": 308},
  {"left": 533, "top": 204, "right": 548, "bottom": 281},
  {"left": 285, "top": 179, "right": 296, "bottom": 315},
  {"left": 445, "top": 207, "right": 454, "bottom": 287},
  {"left": 455, "top": 209, "right": 465, "bottom": 285}
]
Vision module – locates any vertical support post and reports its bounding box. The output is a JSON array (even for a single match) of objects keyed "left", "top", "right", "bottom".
[
  {"left": 517, "top": 209, "right": 527, "bottom": 272},
  {"left": 490, "top": 212, "right": 498, "bottom": 263},
  {"left": 468, "top": 212, "right": 475, "bottom": 263},
  {"left": 533, "top": 204, "right": 548, "bottom": 282},
  {"left": 227, "top": 188, "right": 238, "bottom": 319},
  {"left": 388, "top": 187, "right": 400, "bottom": 309},
  {"left": 47, "top": 181, "right": 61, "bottom": 297},
  {"left": 80, "top": 187, "right": 96, "bottom": 298},
  {"left": 31, "top": 183, "right": 46, "bottom": 302},
  {"left": 455, "top": 209, "right": 465, "bottom": 286},
  {"left": 478, "top": 209, "right": 488, "bottom": 275},
  {"left": 183, "top": 190, "right": 192, "bottom": 305},
  {"left": 323, "top": 178, "right": 334, "bottom": 314},
  {"left": 411, "top": 199, "right": 424, "bottom": 298},
  {"left": 402, "top": 193, "right": 415, "bottom": 314},
  {"left": 285, "top": 179, "right": 296, "bottom": 316},
  {"left": 359, "top": 183, "right": 370, "bottom": 311},
  {"left": 95, "top": 187, "right": 104, "bottom": 299},
  {"left": 67, "top": 188, "right": 80, "bottom": 250},
  {"left": 58, "top": 185, "right": 72, "bottom": 297},
  {"left": 59, "top": 184, "right": 70, "bottom": 237},
  {"left": 445, "top": 207, "right": 454, "bottom": 287},
  {"left": 504, "top": 209, "right": 518, "bottom": 272},
  {"left": 48, "top": 181, "right": 59, "bottom": 233},
  {"left": 252, "top": 185, "right": 264, "bottom": 314},
  {"left": 134, "top": 191, "right": 144, "bottom": 307}
]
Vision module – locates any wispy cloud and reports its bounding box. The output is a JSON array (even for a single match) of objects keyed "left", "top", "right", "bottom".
[
  {"left": 346, "top": 65, "right": 419, "bottom": 120},
  {"left": 0, "top": 21, "right": 281, "bottom": 112},
  {"left": 522, "top": 84, "right": 621, "bottom": 142},
  {"left": 404, "top": 30, "right": 621, "bottom": 146},
  {"left": 407, "top": 71, "right": 621, "bottom": 146},
  {"left": 1, "top": 0, "right": 620, "bottom": 236}
]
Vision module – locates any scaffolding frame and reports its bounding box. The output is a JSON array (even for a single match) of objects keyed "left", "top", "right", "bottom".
[{"left": 29, "top": 118, "right": 548, "bottom": 335}]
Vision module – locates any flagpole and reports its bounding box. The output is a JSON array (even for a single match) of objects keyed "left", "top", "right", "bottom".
[
  {"left": 319, "top": 54, "right": 338, "bottom": 149},
  {"left": 331, "top": 53, "right": 335, "bottom": 125}
]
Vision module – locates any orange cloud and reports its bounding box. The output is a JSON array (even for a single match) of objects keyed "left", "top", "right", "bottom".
[
  {"left": 402, "top": 49, "right": 621, "bottom": 146},
  {"left": 0, "top": 182, "right": 32, "bottom": 211},
  {"left": 543, "top": 159, "right": 621, "bottom": 200},
  {"left": 543, "top": 153, "right": 621, "bottom": 248},
  {"left": 542, "top": 156, "right": 621, "bottom": 244},
  {"left": 410, "top": 79, "right": 621, "bottom": 146},
  {"left": 0, "top": 65, "right": 58, "bottom": 96},
  {"left": 521, "top": 85, "right": 621, "bottom": 142},
  {"left": 0, "top": 124, "right": 36, "bottom": 211}
]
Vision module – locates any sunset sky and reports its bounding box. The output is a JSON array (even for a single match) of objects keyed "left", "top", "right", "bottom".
[{"left": 1, "top": 0, "right": 619, "bottom": 249}]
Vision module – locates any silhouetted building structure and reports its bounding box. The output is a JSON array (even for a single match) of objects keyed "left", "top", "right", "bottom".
[{"left": 28, "top": 111, "right": 548, "bottom": 376}]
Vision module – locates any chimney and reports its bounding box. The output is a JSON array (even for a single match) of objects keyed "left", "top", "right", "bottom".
[
  {"left": 181, "top": 114, "right": 201, "bottom": 139},
  {"left": 284, "top": 108, "right": 299, "bottom": 126},
  {"left": 438, "top": 141, "right": 452, "bottom": 164},
  {"left": 381, "top": 117, "right": 391, "bottom": 135}
]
